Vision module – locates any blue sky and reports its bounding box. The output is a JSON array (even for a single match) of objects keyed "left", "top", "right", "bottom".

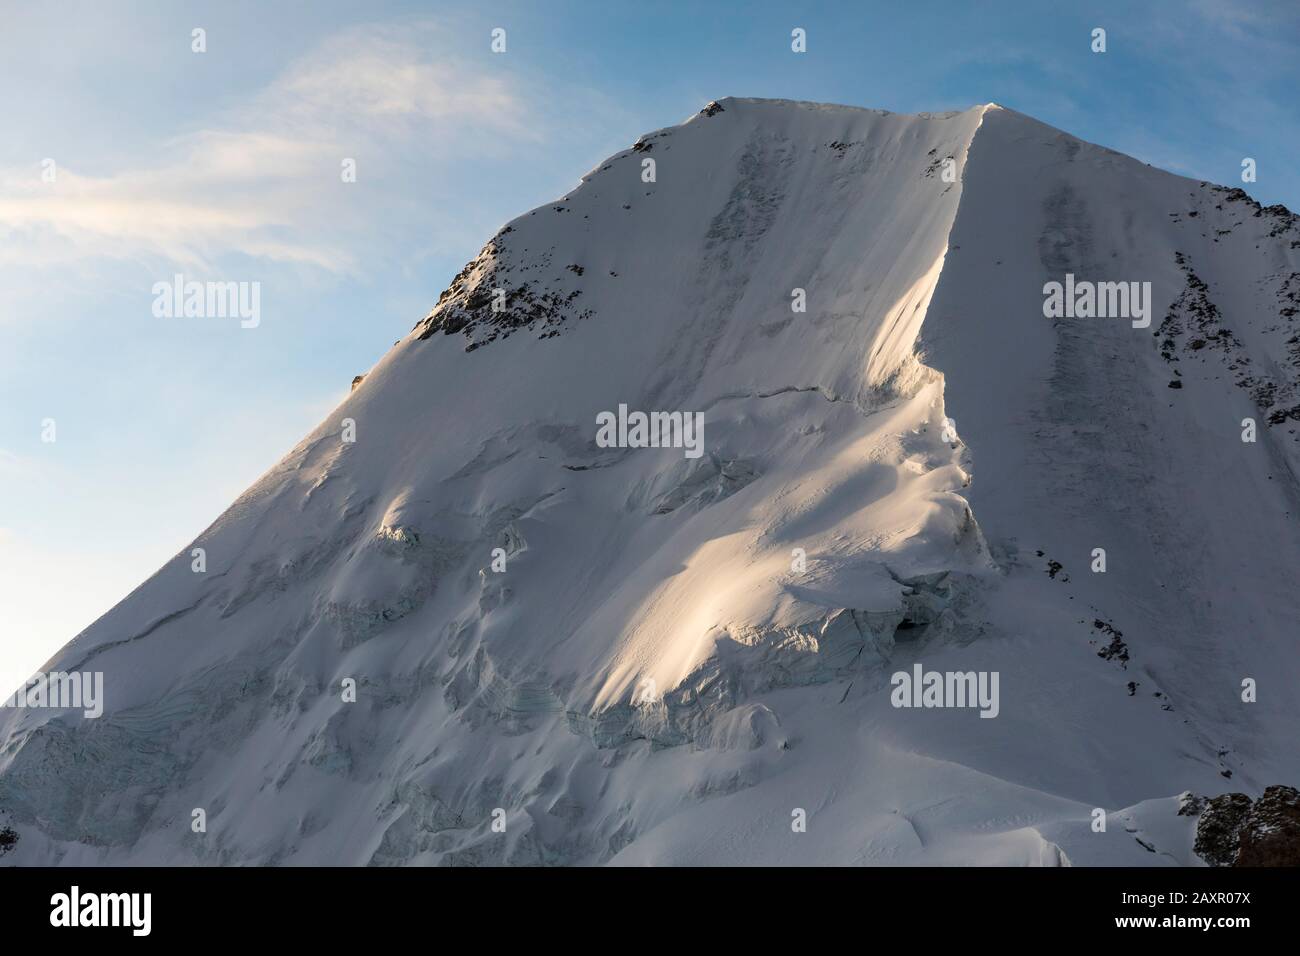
[{"left": 2, "top": 0, "right": 1298, "bottom": 692}]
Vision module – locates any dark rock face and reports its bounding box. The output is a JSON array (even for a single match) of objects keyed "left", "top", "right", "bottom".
[
  {"left": 1093, "top": 619, "right": 1129, "bottom": 663},
  {"left": 1158, "top": 243, "right": 1300, "bottom": 423},
  {"left": 1178, "top": 792, "right": 1207, "bottom": 817},
  {"left": 1236, "top": 785, "right": 1300, "bottom": 867},
  {"left": 411, "top": 232, "right": 593, "bottom": 352},
  {"left": 1188, "top": 786, "right": 1300, "bottom": 866},
  {"left": 1193, "top": 793, "right": 1253, "bottom": 866}
]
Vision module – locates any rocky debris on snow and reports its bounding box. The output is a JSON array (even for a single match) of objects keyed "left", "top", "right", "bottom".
[
  {"left": 412, "top": 233, "right": 594, "bottom": 351},
  {"left": 922, "top": 147, "right": 949, "bottom": 178},
  {"left": 1159, "top": 250, "right": 1300, "bottom": 424},
  {"left": 0, "top": 825, "right": 17, "bottom": 857},
  {"left": 1157, "top": 254, "right": 1235, "bottom": 365},
  {"left": 1211, "top": 184, "right": 1300, "bottom": 240},
  {"left": 1093, "top": 619, "right": 1129, "bottom": 664}
]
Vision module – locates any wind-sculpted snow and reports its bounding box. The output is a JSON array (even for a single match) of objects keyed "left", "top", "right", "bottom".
[{"left": 2, "top": 98, "right": 1299, "bottom": 866}]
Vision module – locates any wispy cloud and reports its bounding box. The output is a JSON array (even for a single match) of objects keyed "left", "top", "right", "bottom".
[
  {"left": 268, "top": 26, "right": 538, "bottom": 140},
  {"left": 0, "top": 21, "right": 552, "bottom": 274}
]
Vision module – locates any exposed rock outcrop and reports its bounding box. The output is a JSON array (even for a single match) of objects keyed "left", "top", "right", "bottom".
[
  {"left": 1185, "top": 786, "right": 1300, "bottom": 866},
  {"left": 1191, "top": 792, "right": 1252, "bottom": 866},
  {"left": 1236, "top": 785, "right": 1300, "bottom": 867}
]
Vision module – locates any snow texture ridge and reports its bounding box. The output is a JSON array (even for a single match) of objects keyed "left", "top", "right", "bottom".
[{"left": 2, "top": 98, "right": 1299, "bottom": 866}]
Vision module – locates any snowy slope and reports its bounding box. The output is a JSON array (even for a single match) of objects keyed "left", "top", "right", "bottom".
[{"left": 2, "top": 98, "right": 1298, "bottom": 866}]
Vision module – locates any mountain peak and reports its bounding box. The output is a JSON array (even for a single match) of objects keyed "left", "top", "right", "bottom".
[{"left": 3, "top": 97, "right": 1299, "bottom": 866}]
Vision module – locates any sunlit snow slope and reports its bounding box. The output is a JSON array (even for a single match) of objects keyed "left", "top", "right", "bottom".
[{"left": 3, "top": 99, "right": 1299, "bottom": 865}]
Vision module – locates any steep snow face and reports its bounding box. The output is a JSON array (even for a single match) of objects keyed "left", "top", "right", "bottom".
[
  {"left": 2, "top": 99, "right": 1298, "bottom": 866},
  {"left": 921, "top": 107, "right": 1300, "bottom": 807}
]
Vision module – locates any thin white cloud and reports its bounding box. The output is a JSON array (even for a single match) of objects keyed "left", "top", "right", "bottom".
[
  {"left": 0, "top": 21, "right": 546, "bottom": 274},
  {"left": 268, "top": 27, "right": 539, "bottom": 140}
]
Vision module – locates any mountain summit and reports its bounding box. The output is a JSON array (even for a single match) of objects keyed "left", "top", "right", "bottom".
[{"left": 4, "top": 98, "right": 1299, "bottom": 865}]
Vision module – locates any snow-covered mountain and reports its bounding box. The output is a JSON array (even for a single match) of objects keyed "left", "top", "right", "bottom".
[{"left": 4, "top": 98, "right": 1300, "bottom": 865}]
